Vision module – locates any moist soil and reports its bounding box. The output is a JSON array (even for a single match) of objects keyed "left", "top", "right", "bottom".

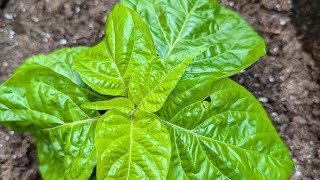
[{"left": 0, "top": 0, "right": 319, "bottom": 179}]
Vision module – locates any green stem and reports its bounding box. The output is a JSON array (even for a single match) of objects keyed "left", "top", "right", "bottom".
[{"left": 41, "top": 116, "right": 100, "bottom": 131}]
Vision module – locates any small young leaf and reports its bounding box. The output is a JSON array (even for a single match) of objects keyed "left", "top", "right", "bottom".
[
  {"left": 121, "top": 0, "right": 266, "bottom": 80},
  {"left": 95, "top": 109, "right": 171, "bottom": 179},
  {"left": 82, "top": 97, "right": 134, "bottom": 114},
  {"left": 129, "top": 50, "right": 203, "bottom": 113},
  {"left": 74, "top": 4, "right": 156, "bottom": 97},
  {"left": 158, "top": 78, "right": 294, "bottom": 179},
  {"left": 0, "top": 65, "right": 99, "bottom": 180}
]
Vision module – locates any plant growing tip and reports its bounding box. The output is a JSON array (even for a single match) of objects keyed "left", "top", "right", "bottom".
[{"left": 0, "top": 1, "right": 293, "bottom": 180}]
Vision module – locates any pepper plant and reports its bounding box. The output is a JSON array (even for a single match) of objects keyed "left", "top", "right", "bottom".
[{"left": 0, "top": 1, "right": 294, "bottom": 179}]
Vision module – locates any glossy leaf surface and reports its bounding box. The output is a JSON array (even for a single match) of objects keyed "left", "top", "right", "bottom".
[
  {"left": 20, "top": 47, "right": 106, "bottom": 101},
  {"left": 121, "top": 0, "right": 266, "bottom": 80},
  {"left": 0, "top": 65, "right": 99, "bottom": 180},
  {"left": 95, "top": 109, "right": 171, "bottom": 179},
  {"left": 129, "top": 51, "right": 199, "bottom": 113},
  {"left": 82, "top": 97, "right": 134, "bottom": 114},
  {"left": 21, "top": 47, "right": 88, "bottom": 86},
  {"left": 74, "top": 4, "right": 156, "bottom": 96},
  {"left": 158, "top": 78, "right": 294, "bottom": 179}
]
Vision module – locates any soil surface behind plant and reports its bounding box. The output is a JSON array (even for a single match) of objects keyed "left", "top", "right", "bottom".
[{"left": 0, "top": 0, "right": 319, "bottom": 179}]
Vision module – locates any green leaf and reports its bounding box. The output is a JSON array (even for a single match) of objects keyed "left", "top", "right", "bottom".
[
  {"left": 95, "top": 109, "right": 171, "bottom": 179},
  {"left": 158, "top": 78, "right": 294, "bottom": 179},
  {"left": 129, "top": 51, "right": 201, "bottom": 113},
  {"left": 121, "top": 0, "right": 266, "bottom": 80},
  {"left": 20, "top": 46, "right": 107, "bottom": 101},
  {"left": 37, "top": 120, "right": 98, "bottom": 180},
  {"left": 74, "top": 4, "right": 156, "bottom": 97},
  {"left": 20, "top": 47, "right": 88, "bottom": 86},
  {"left": 82, "top": 97, "right": 134, "bottom": 114},
  {"left": 0, "top": 65, "right": 99, "bottom": 180}
]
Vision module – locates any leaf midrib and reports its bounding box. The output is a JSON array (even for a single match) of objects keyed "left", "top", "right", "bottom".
[
  {"left": 166, "top": 0, "right": 200, "bottom": 55},
  {"left": 41, "top": 117, "right": 99, "bottom": 131},
  {"left": 37, "top": 81, "right": 89, "bottom": 117},
  {"left": 107, "top": 49, "right": 128, "bottom": 97},
  {"left": 195, "top": 137, "right": 230, "bottom": 179},
  {"left": 127, "top": 115, "right": 134, "bottom": 179},
  {"left": 107, "top": 18, "right": 128, "bottom": 97},
  {"left": 161, "top": 119, "right": 290, "bottom": 163},
  {"left": 135, "top": 58, "right": 190, "bottom": 111},
  {"left": 121, "top": 10, "right": 151, "bottom": 86}
]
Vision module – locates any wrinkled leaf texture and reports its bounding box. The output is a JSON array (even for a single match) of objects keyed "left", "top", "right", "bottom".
[
  {"left": 157, "top": 77, "right": 294, "bottom": 179},
  {"left": 129, "top": 50, "right": 202, "bottom": 113},
  {"left": 0, "top": 47, "right": 100, "bottom": 180},
  {"left": 95, "top": 109, "right": 171, "bottom": 179},
  {"left": 0, "top": 0, "right": 294, "bottom": 179},
  {"left": 121, "top": 0, "right": 292, "bottom": 179},
  {"left": 74, "top": 4, "right": 156, "bottom": 97},
  {"left": 20, "top": 47, "right": 107, "bottom": 101},
  {"left": 121, "top": 0, "right": 266, "bottom": 81}
]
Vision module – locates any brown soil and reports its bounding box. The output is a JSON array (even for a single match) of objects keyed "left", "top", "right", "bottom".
[{"left": 0, "top": 0, "right": 319, "bottom": 179}]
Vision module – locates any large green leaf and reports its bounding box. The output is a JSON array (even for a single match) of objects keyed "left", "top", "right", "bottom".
[
  {"left": 121, "top": 0, "right": 266, "bottom": 80},
  {"left": 74, "top": 4, "right": 156, "bottom": 97},
  {"left": 0, "top": 65, "right": 99, "bottom": 180},
  {"left": 158, "top": 78, "right": 294, "bottom": 179},
  {"left": 129, "top": 51, "right": 201, "bottom": 113},
  {"left": 95, "top": 109, "right": 171, "bottom": 179},
  {"left": 20, "top": 47, "right": 88, "bottom": 86},
  {"left": 19, "top": 47, "right": 107, "bottom": 101}
]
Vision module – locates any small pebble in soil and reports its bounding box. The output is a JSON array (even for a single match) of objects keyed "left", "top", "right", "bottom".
[
  {"left": 240, "top": 69, "right": 246, "bottom": 73},
  {"left": 310, "top": 141, "right": 314, "bottom": 145},
  {"left": 5, "top": 136, "right": 10, "bottom": 141},
  {"left": 271, "top": 112, "right": 278, "bottom": 116},
  {"left": 289, "top": 95, "right": 296, "bottom": 100},
  {"left": 258, "top": 97, "right": 269, "bottom": 103},
  {"left": 43, "top": 32, "right": 51, "bottom": 38},
  {"left": 279, "top": 18, "right": 288, "bottom": 26},
  {"left": 4, "top": 13, "right": 14, "bottom": 20},
  {"left": 59, "top": 38, "right": 67, "bottom": 45},
  {"left": 99, "top": 30, "right": 104, "bottom": 37},
  {"left": 31, "top": 16, "right": 39, "bottom": 22},
  {"left": 9, "top": 130, "right": 14, "bottom": 135},
  {"left": 272, "top": 47, "right": 279, "bottom": 54},
  {"left": 228, "top": 1, "right": 234, "bottom": 7},
  {"left": 75, "top": 6, "right": 81, "bottom": 13},
  {"left": 268, "top": 75, "right": 275, "bottom": 82},
  {"left": 3, "top": 62, "right": 8, "bottom": 67},
  {"left": 238, "top": 77, "right": 244, "bottom": 84},
  {"left": 294, "top": 171, "right": 302, "bottom": 177},
  {"left": 8, "top": 30, "right": 15, "bottom": 39},
  {"left": 0, "top": 144, "right": 3, "bottom": 148}
]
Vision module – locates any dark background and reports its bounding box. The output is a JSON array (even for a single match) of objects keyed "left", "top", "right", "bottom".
[{"left": 0, "top": 0, "right": 319, "bottom": 179}]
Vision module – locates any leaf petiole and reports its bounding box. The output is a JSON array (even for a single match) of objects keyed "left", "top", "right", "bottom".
[{"left": 41, "top": 116, "right": 100, "bottom": 131}]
